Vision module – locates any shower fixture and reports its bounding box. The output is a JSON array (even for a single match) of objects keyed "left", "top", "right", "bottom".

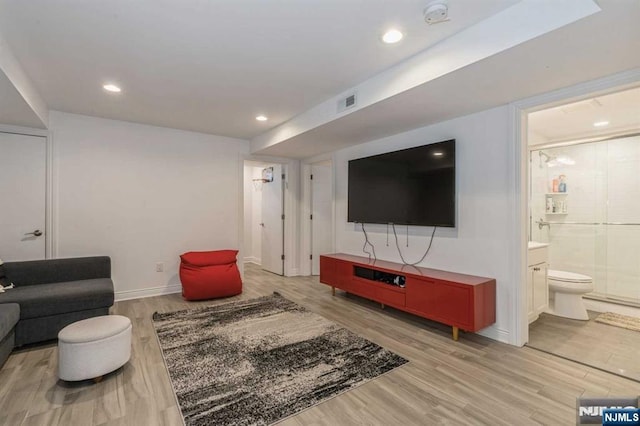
[
  {"left": 538, "top": 151, "right": 575, "bottom": 168},
  {"left": 538, "top": 151, "right": 556, "bottom": 168},
  {"left": 536, "top": 218, "right": 550, "bottom": 230}
]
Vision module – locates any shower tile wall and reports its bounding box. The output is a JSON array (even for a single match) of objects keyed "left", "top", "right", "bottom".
[
  {"left": 531, "top": 135, "right": 640, "bottom": 303},
  {"left": 606, "top": 136, "right": 640, "bottom": 301}
]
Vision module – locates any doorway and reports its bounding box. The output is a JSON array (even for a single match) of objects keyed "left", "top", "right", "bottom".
[
  {"left": 243, "top": 161, "right": 285, "bottom": 276},
  {"left": 0, "top": 131, "right": 47, "bottom": 261},
  {"left": 522, "top": 84, "right": 640, "bottom": 381}
]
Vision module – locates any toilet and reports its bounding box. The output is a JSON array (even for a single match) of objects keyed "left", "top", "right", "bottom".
[{"left": 547, "top": 270, "right": 594, "bottom": 320}]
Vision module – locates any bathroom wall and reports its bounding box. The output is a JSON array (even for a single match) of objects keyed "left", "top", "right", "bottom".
[{"left": 531, "top": 135, "right": 640, "bottom": 302}]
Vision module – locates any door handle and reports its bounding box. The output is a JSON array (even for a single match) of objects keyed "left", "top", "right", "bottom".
[{"left": 25, "top": 230, "right": 43, "bottom": 237}]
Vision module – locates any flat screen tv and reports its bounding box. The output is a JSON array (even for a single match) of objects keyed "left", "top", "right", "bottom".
[{"left": 348, "top": 139, "right": 455, "bottom": 227}]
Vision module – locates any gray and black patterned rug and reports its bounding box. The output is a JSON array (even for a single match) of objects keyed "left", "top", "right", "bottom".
[{"left": 152, "top": 292, "right": 408, "bottom": 426}]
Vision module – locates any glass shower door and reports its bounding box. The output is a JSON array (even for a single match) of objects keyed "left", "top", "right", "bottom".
[
  {"left": 602, "top": 136, "right": 640, "bottom": 304},
  {"left": 531, "top": 135, "right": 640, "bottom": 306},
  {"left": 530, "top": 142, "right": 604, "bottom": 294}
]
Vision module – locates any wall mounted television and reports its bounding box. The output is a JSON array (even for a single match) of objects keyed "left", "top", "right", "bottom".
[{"left": 347, "top": 139, "right": 456, "bottom": 227}]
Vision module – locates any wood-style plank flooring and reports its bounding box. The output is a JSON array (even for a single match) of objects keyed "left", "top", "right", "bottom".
[
  {"left": 528, "top": 311, "right": 640, "bottom": 382},
  {"left": 2, "top": 264, "right": 640, "bottom": 425}
]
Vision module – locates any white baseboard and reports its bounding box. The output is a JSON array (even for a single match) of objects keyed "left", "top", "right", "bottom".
[
  {"left": 287, "top": 268, "right": 300, "bottom": 277},
  {"left": 244, "top": 256, "right": 261, "bottom": 265},
  {"left": 477, "top": 326, "right": 510, "bottom": 345},
  {"left": 115, "top": 284, "right": 182, "bottom": 302}
]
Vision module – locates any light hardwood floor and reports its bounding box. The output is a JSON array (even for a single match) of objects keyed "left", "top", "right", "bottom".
[
  {"left": 528, "top": 311, "right": 640, "bottom": 382},
  {"left": 1, "top": 264, "right": 640, "bottom": 426}
]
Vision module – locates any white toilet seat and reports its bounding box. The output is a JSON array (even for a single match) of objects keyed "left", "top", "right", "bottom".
[
  {"left": 548, "top": 280, "right": 594, "bottom": 294},
  {"left": 548, "top": 269, "right": 592, "bottom": 283},
  {"left": 548, "top": 269, "right": 594, "bottom": 294}
]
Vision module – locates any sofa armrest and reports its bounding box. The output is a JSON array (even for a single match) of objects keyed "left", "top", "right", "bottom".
[{"left": 4, "top": 257, "right": 111, "bottom": 286}]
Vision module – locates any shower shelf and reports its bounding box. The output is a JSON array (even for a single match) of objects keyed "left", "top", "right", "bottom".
[{"left": 545, "top": 193, "right": 568, "bottom": 214}]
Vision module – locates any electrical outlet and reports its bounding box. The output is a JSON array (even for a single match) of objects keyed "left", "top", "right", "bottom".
[{"left": 156, "top": 262, "right": 164, "bottom": 272}]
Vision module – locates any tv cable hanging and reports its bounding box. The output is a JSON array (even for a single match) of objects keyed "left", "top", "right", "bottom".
[
  {"left": 391, "top": 223, "right": 437, "bottom": 266},
  {"left": 360, "top": 223, "right": 377, "bottom": 261}
]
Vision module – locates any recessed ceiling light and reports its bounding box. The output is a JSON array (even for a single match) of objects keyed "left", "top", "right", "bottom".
[
  {"left": 593, "top": 120, "right": 609, "bottom": 127},
  {"left": 433, "top": 151, "right": 444, "bottom": 157},
  {"left": 103, "top": 84, "right": 121, "bottom": 93},
  {"left": 382, "top": 29, "right": 403, "bottom": 44},
  {"left": 256, "top": 115, "right": 268, "bottom": 122}
]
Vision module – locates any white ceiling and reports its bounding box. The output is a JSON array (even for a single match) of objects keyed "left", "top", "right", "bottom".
[
  {"left": 253, "top": 0, "right": 640, "bottom": 158},
  {"left": 0, "top": 0, "right": 517, "bottom": 138},
  {"left": 2, "top": 0, "right": 638, "bottom": 158},
  {"left": 529, "top": 86, "right": 640, "bottom": 145}
]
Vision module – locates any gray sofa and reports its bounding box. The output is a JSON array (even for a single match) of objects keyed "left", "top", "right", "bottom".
[
  {"left": 0, "top": 303, "right": 19, "bottom": 368},
  {"left": 0, "top": 257, "right": 114, "bottom": 368}
]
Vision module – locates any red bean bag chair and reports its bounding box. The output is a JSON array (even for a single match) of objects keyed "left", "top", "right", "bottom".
[{"left": 179, "top": 250, "right": 242, "bottom": 301}]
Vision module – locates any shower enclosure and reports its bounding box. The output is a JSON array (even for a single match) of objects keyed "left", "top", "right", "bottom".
[{"left": 530, "top": 134, "right": 640, "bottom": 306}]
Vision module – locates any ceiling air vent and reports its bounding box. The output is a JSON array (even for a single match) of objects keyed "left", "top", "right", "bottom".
[{"left": 337, "top": 92, "right": 357, "bottom": 113}]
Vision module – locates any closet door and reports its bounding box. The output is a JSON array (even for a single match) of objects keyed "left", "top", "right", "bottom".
[
  {"left": 0, "top": 132, "right": 46, "bottom": 261},
  {"left": 261, "top": 164, "right": 284, "bottom": 275},
  {"left": 311, "top": 162, "right": 332, "bottom": 275}
]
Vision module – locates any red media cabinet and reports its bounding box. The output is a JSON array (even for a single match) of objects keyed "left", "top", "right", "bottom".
[{"left": 320, "top": 253, "right": 496, "bottom": 341}]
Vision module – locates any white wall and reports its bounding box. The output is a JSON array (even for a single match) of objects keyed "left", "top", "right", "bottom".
[
  {"left": 334, "top": 106, "right": 513, "bottom": 342},
  {"left": 50, "top": 111, "right": 249, "bottom": 300}
]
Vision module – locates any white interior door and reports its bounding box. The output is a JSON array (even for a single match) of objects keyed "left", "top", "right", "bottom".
[
  {"left": 0, "top": 132, "right": 46, "bottom": 261},
  {"left": 311, "top": 162, "right": 332, "bottom": 275},
  {"left": 261, "top": 164, "right": 283, "bottom": 275}
]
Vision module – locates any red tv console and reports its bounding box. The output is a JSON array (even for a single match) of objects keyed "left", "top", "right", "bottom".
[{"left": 319, "top": 253, "right": 496, "bottom": 341}]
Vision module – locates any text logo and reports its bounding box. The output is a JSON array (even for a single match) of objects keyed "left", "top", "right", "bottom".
[
  {"left": 578, "top": 398, "right": 639, "bottom": 425},
  {"left": 602, "top": 408, "right": 640, "bottom": 426}
]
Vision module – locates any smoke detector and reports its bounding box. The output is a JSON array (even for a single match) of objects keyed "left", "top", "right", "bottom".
[{"left": 424, "top": 0, "right": 449, "bottom": 25}]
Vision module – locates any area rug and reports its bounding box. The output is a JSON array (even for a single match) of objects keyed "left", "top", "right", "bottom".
[
  {"left": 152, "top": 292, "right": 408, "bottom": 426},
  {"left": 595, "top": 311, "right": 640, "bottom": 332}
]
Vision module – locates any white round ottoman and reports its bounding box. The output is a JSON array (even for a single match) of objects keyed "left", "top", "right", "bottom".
[{"left": 58, "top": 315, "right": 132, "bottom": 382}]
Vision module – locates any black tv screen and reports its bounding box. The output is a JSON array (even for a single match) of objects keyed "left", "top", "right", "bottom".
[{"left": 347, "top": 140, "right": 455, "bottom": 227}]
